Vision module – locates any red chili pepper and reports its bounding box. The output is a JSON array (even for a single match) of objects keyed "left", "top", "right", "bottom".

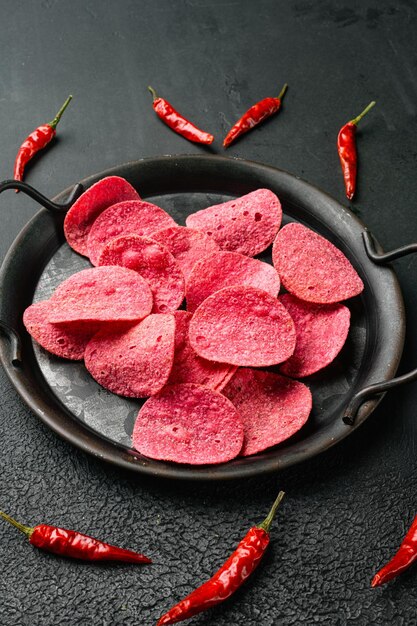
[
  {"left": 148, "top": 86, "right": 214, "bottom": 145},
  {"left": 156, "top": 491, "right": 285, "bottom": 626},
  {"left": 372, "top": 514, "right": 417, "bottom": 587},
  {"left": 13, "top": 95, "right": 73, "bottom": 188},
  {"left": 337, "top": 100, "right": 375, "bottom": 201},
  {"left": 0, "top": 510, "right": 151, "bottom": 563},
  {"left": 223, "top": 83, "right": 288, "bottom": 149}
]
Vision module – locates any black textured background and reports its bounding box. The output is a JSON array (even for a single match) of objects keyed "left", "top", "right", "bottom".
[{"left": 1, "top": 1, "right": 417, "bottom": 624}]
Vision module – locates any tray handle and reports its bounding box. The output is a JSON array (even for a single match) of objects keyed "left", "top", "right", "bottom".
[
  {"left": 343, "top": 230, "right": 417, "bottom": 425},
  {"left": 0, "top": 179, "right": 83, "bottom": 212},
  {"left": 0, "top": 179, "right": 83, "bottom": 367},
  {"left": 0, "top": 322, "right": 22, "bottom": 366}
]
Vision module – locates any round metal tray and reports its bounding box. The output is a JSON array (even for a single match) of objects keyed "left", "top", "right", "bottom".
[{"left": 0, "top": 155, "right": 406, "bottom": 480}]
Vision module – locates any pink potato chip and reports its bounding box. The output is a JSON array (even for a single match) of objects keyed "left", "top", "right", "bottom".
[
  {"left": 64, "top": 176, "right": 140, "bottom": 256},
  {"left": 48, "top": 266, "right": 153, "bottom": 324},
  {"left": 98, "top": 235, "right": 185, "bottom": 314},
  {"left": 185, "top": 189, "right": 282, "bottom": 256},
  {"left": 189, "top": 285, "right": 296, "bottom": 367},
  {"left": 84, "top": 314, "right": 175, "bottom": 397},
  {"left": 272, "top": 223, "right": 364, "bottom": 303},
  {"left": 223, "top": 368, "right": 312, "bottom": 456},
  {"left": 168, "top": 311, "right": 236, "bottom": 390},
  {"left": 132, "top": 383, "right": 244, "bottom": 464},
  {"left": 151, "top": 226, "right": 220, "bottom": 281},
  {"left": 87, "top": 200, "right": 176, "bottom": 266},
  {"left": 23, "top": 301, "right": 96, "bottom": 360},
  {"left": 186, "top": 250, "right": 280, "bottom": 313},
  {"left": 278, "top": 294, "right": 351, "bottom": 377}
]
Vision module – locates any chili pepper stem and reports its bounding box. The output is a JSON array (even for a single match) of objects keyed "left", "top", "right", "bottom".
[
  {"left": 257, "top": 491, "right": 285, "bottom": 533},
  {"left": 277, "top": 83, "right": 288, "bottom": 101},
  {"left": 0, "top": 510, "right": 33, "bottom": 538},
  {"left": 48, "top": 95, "right": 73, "bottom": 130},
  {"left": 350, "top": 101, "right": 376, "bottom": 126},
  {"left": 148, "top": 86, "right": 158, "bottom": 101}
]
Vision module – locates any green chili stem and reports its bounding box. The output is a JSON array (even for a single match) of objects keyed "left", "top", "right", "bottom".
[
  {"left": 0, "top": 510, "right": 33, "bottom": 538},
  {"left": 48, "top": 95, "right": 73, "bottom": 130},
  {"left": 148, "top": 86, "right": 159, "bottom": 101},
  {"left": 257, "top": 491, "right": 285, "bottom": 533},
  {"left": 350, "top": 101, "right": 376, "bottom": 126},
  {"left": 277, "top": 83, "right": 288, "bottom": 101}
]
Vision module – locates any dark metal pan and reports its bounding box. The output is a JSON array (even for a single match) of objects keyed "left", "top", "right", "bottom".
[{"left": 0, "top": 155, "right": 415, "bottom": 481}]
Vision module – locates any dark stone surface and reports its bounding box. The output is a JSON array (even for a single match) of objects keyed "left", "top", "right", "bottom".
[{"left": 1, "top": 1, "right": 417, "bottom": 624}]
